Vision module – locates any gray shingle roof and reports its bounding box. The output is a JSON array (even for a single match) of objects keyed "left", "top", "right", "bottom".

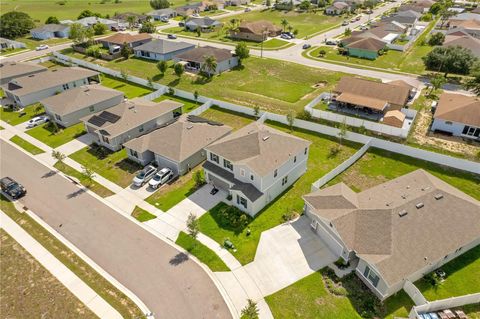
[
  {"left": 31, "top": 24, "right": 70, "bottom": 33},
  {"left": 174, "top": 46, "right": 234, "bottom": 63},
  {"left": 0, "top": 62, "right": 47, "bottom": 82},
  {"left": 133, "top": 39, "right": 195, "bottom": 55}
]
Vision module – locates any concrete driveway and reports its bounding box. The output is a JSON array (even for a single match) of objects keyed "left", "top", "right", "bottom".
[
  {"left": 244, "top": 216, "right": 336, "bottom": 296},
  {"left": 0, "top": 140, "right": 231, "bottom": 319}
]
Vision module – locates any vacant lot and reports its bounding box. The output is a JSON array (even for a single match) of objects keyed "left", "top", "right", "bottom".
[
  {"left": 100, "top": 74, "right": 153, "bottom": 99},
  {"left": 153, "top": 94, "right": 199, "bottom": 113},
  {"left": 0, "top": 229, "right": 97, "bottom": 319},
  {"left": 200, "top": 105, "right": 255, "bottom": 130}
]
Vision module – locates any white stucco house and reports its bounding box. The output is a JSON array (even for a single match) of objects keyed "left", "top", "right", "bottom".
[
  {"left": 30, "top": 24, "right": 70, "bottom": 40},
  {"left": 303, "top": 169, "right": 480, "bottom": 300},
  {"left": 133, "top": 39, "right": 195, "bottom": 61},
  {"left": 431, "top": 92, "right": 480, "bottom": 140},
  {"left": 173, "top": 46, "right": 238, "bottom": 74},
  {"left": 203, "top": 122, "right": 311, "bottom": 216}
]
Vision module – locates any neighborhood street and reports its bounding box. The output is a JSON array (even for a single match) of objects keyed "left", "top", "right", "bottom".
[{"left": 0, "top": 140, "right": 232, "bottom": 319}]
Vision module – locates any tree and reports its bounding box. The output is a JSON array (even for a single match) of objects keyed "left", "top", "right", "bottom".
[
  {"left": 77, "top": 10, "right": 101, "bottom": 20},
  {"left": 281, "top": 19, "right": 289, "bottom": 32},
  {"left": 193, "top": 170, "right": 205, "bottom": 188},
  {"left": 34, "top": 104, "right": 43, "bottom": 115},
  {"left": 0, "top": 11, "right": 35, "bottom": 39},
  {"left": 81, "top": 166, "right": 95, "bottom": 183},
  {"left": 51, "top": 150, "right": 66, "bottom": 164},
  {"left": 120, "top": 69, "right": 129, "bottom": 82},
  {"left": 344, "top": 28, "right": 352, "bottom": 37},
  {"left": 318, "top": 49, "right": 326, "bottom": 57},
  {"left": 93, "top": 23, "right": 107, "bottom": 35},
  {"left": 194, "top": 90, "right": 199, "bottom": 104},
  {"left": 266, "top": 0, "right": 271, "bottom": 6},
  {"left": 69, "top": 23, "right": 87, "bottom": 44},
  {"left": 127, "top": 15, "right": 136, "bottom": 30},
  {"left": 150, "top": 0, "right": 170, "bottom": 9},
  {"left": 196, "top": 28, "right": 201, "bottom": 37},
  {"left": 429, "top": 2, "right": 443, "bottom": 15},
  {"left": 429, "top": 74, "right": 446, "bottom": 94},
  {"left": 464, "top": 61, "right": 480, "bottom": 95},
  {"left": 186, "top": 213, "right": 200, "bottom": 241},
  {"left": 201, "top": 55, "right": 217, "bottom": 78},
  {"left": 428, "top": 32, "right": 445, "bottom": 46},
  {"left": 174, "top": 63, "right": 184, "bottom": 77},
  {"left": 235, "top": 42, "right": 250, "bottom": 66},
  {"left": 422, "top": 46, "right": 476, "bottom": 77},
  {"left": 157, "top": 60, "right": 168, "bottom": 75},
  {"left": 241, "top": 299, "right": 259, "bottom": 319},
  {"left": 45, "top": 16, "right": 60, "bottom": 24},
  {"left": 299, "top": 0, "right": 311, "bottom": 11},
  {"left": 121, "top": 43, "right": 132, "bottom": 59},
  {"left": 253, "top": 105, "right": 260, "bottom": 119},
  {"left": 439, "top": 9, "right": 454, "bottom": 28},
  {"left": 338, "top": 119, "right": 347, "bottom": 144},
  {"left": 286, "top": 110, "right": 295, "bottom": 132},
  {"left": 139, "top": 21, "right": 156, "bottom": 33}
]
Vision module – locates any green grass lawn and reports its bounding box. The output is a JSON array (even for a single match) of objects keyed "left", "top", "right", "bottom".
[
  {"left": 145, "top": 167, "right": 203, "bottom": 211},
  {"left": 175, "top": 231, "right": 230, "bottom": 272},
  {"left": 131, "top": 206, "right": 157, "bottom": 222},
  {"left": 0, "top": 47, "right": 29, "bottom": 57},
  {"left": 17, "top": 36, "right": 72, "bottom": 50},
  {"left": 54, "top": 161, "right": 115, "bottom": 198},
  {"left": 69, "top": 146, "right": 142, "bottom": 188},
  {"left": 100, "top": 74, "right": 153, "bottom": 99},
  {"left": 327, "top": 147, "right": 480, "bottom": 201},
  {"left": 199, "top": 105, "right": 255, "bottom": 130},
  {"left": 415, "top": 245, "right": 480, "bottom": 300},
  {"left": 9, "top": 135, "right": 45, "bottom": 155},
  {"left": 153, "top": 94, "right": 199, "bottom": 113},
  {"left": 265, "top": 269, "right": 414, "bottom": 319},
  {"left": 198, "top": 121, "right": 361, "bottom": 265},
  {"left": 26, "top": 122, "right": 86, "bottom": 148},
  {"left": 0, "top": 104, "right": 44, "bottom": 126}
]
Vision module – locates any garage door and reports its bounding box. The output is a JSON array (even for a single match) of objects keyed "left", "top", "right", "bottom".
[
  {"left": 313, "top": 220, "right": 344, "bottom": 258},
  {"left": 208, "top": 173, "right": 230, "bottom": 191}
]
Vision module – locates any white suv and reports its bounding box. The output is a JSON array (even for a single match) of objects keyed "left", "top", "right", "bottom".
[
  {"left": 148, "top": 168, "right": 173, "bottom": 189},
  {"left": 132, "top": 165, "right": 158, "bottom": 187}
]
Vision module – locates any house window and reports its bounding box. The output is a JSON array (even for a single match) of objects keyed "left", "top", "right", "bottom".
[
  {"left": 250, "top": 174, "right": 254, "bottom": 181},
  {"left": 304, "top": 147, "right": 307, "bottom": 155},
  {"left": 62, "top": 83, "right": 69, "bottom": 90},
  {"left": 294, "top": 156, "right": 297, "bottom": 163},
  {"left": 102, "top": 135, "right": 110, "bottom": 144},
  {"left": 139, "top": 125, "right": 144, "bottom": 132},
  {"left": 223, "top": 159, "right": 233, "bottom": 171},
  {"left": 274, "top": 169, "right": 278, "bottom": 178},
  {"left": 445, "top": 121, "right": 453, "bottom": 125},
  {"left": 462, "top": 125, "right": 480, "bottom": 137},
  {"left": 131, "top": 150, "right": 138, "bottom": 158},
  {"left": 55, "top": 114, "right": 62, "bottom": 121},
  {"left": 210, "top": 153, "right": 219, "bottom": 163},
  {"left": 89, "top": 106, "right": 95, "bottom": 112},
  {"left": 236, "top": 195, "right": 247, "bottom": 208},
  {"left": 363, "top": 266, "right": 380, "bottom": 287},
  {"left": 282, "top": 175, "right": 288, "bottom": 186}
]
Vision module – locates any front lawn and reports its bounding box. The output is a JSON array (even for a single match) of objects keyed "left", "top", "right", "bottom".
[
  {"left": 100, "top": 74, "right": 153, "bottom": 99},
  {"left": 153, "top": 94, "right": 199, "bottom": 113},
  {"left": 69, "top": 146, "right": 142, "bottom": 188},
  {"left": 265, "top": 269, "right": 414, "bottom": 319},
  {"left": 0, "top": 103, "right": 44, "bottom": 126},
  {"left": 131, "top": 206, "right": 157, "bottom": 222},
  {"left": 198, "top": 121, "right": 360, "bottom": 265},
  {"left": 9, "top": 135, "right": 45, "bottom": 155},
  {"left": 415, "top": 245, "right": 480, "bottom": 300},
  {"left": 175, "top": 231, "right": 230, "bottom": 272},
  {"left": 26, "top": 122, "right": 86, "bottom": 148},
  {"left": 199, "top": 105, "right": 255, "bottom": 130}
]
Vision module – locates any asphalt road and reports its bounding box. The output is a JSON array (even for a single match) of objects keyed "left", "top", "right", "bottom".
[{"left": 0, "top": 140, "right": 231, "bottom": 319}]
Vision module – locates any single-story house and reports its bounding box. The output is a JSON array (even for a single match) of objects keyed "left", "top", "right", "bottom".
[
  {"left": 76, "top": 17, "right": 121, "bottom": 30},
  {"left": 387, "top": 79, "right": 417, "bottom": 99},
  {"left": 341, "top": 36, "right": 387, "bottom": 59},
  {"left": 203, "top": 122, "right": 311, "bottom": 216},
  {"left": 230, "top": 20, "right": 282, "bottom": 42},
  {"left": 397, "top": 4, "right": 425, "bottom": 13},
  {"left": 175, "top": 3, "right": 207, "bottom": 16},
  {"left": 147, "top": 9, "right": 177, "bottom": 21},
  {"left": 333, "top": 0, "right": 363, "bottom": 9},
  {"left": 112, "top": 12, "right": 149, "bottom": 24},
  {"left": 431, "top": 93, "right": 480, "bottom": 139},
  {"left": 303, "top": 169, "right": 480, "bottom": 300},
  {"left": 41, "top": 85, "right": 124, "bottom": 127},
  {"left": 448, "top": 12, "right": 480, "bottom": 22},
  {"left": 333, "top": 77, "right": 411, "bottom": 114},
  {"left": 202, "top": 0, "right": 226, "bottom": 10},
  {"left": 124, "top": 114, "right": 232, "bottom": 175},
  {"left": 3, "top": 67, "right": 100, "bottom": 107},
  {"left": 443, "top": 30, "right": 480, "bottom": 57},
  {"left": 383, "top": 10, "right": 420, "bottom": 26},
  {"left": 448, "top": 19, "right": 480, "bottom": 38},
  {"left": 412, "top": 0, "right": 434, "bottom": 9},
  {"left": 30, "top": 24, "right": 70, "bottom": 40},
  {"left": 173, "top": 46, "right": 238, "bottom": 74},
  {"left": 0, "top": 62, "right": 47, "bottom": 86},
  {"left": 185, "top": 17, "right": 223, "bottom": 32},
  {"left": 0, "top": 38, "right": 26, "bottom": 51},
  {"left": 133, "top": 39, "right": 195, "bottom": 61},
  {"left": 382, "top": 110, "right": 406, "bottom": 128},
  {"left": 98, "top": 33, "right": 152, "bottom": 53},
  {"left": 82, "top": 98, "right": 183, "bottom": 151},
  {"left": 325, "top": 2, "right": 351, "bottom": 15},
  {"left": 227, "top": 0, "right": 250, "bottom": 5}
]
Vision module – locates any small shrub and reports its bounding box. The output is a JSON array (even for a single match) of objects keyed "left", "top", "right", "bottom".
[
  {"left": 334, "top": 257, "right": 350, "bottom": 269},
  {"left": 217, "top": 205, "right": 251, "bottom": 229},
  {"left": 296, "top": 109, "right": 312, "bottom": 121},
  {"left": 328, "top": 145, "right": 341, "bottom": 158}
]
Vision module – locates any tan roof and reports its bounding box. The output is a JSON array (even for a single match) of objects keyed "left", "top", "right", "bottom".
[
  {"left": 99, "top": 32, "right": 152, "bottom": 45},
  {"left": 383, "top": 110, "right": 406, "bottom": 128},
  {"left": 334, "top": 77, "right": 410, "bottom": 107},
  {"left": 337, "top": 92, "right": 388, "bottom": 111},
  {"left": 444, "top": 34, "right": 480, "bottom": 56},
  {"left": 40, "top": 85, "right": 124, "bottom": 116},
  {"left": 449, "top": 19, "right": 480, "bottom": 30},
  {"left": 238, "top": 20, "right": 282, "bottom": 35},
  {"left": 0, "top": 62, "right": 47, "bottom": 82},
  {"left": 304, "top": 169, "right": 480, "bottom": 286},
  {"left": 205, "top": 122, "right": 311, "bottom": 176},
  {"left": 434, "top": 93, "right": 480, "bottom": 127},
  {"left": 6, "top": 67, "right": 99, "bottom": 97},
  {"left": 174, "top": 46, "right": 234, "bottom": 63},
  {"left": 388, "top": 80, "right": 416, "bottom": 90},
  {"left": 83, "top": 98, "right": 182, "bottom": 137},
  {"left": 124, "top": 115, "right": 232, "bottom": 162},
  {"left": 343, "top": 37, "right": 387, "bottom": 51}
]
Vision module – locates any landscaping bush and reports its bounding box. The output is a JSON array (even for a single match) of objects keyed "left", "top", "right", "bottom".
[
  {"left": 328, "top": 145, "right": 341, "bottom": 158},
  {"left": 334, "top": 257, "right": 350, "bottom": 269},
  {"left": 212, "top": 204, "right": 252, "bottom": 230}
]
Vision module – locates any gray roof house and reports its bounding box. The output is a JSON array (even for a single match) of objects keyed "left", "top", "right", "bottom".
[
  {"left": 303, "top": 169, "right": 480, "bottom": 300},
  {"left": 30, "top": 24, "right": 70, "bottom": 40},
  {"left": 3, "top": 67, "right": 100, "bottom": 107},
  {"left": 173, "top": 46, "right": 238, "bottom": 74},
  {"left": 133, "top": 39, "right": 195, "bottom": 61},
  {"left": 76, "top": 17, "right": 121, "bottom": 30},
  {"left": 0, "top": 38, "right": 26, "bottom": 51},
  {"left": 0, "top": 62, "right": 47, "bottom": 86},
  {"left": 185, "top": 17, "right": 223, "bottom": 32},
  {"left": 41, "top": 85, "right": 124, "bottom": 127},
  {"left": 325, "top": 2, "right": 351, "bottom": 15},
  {"left": 147, "top": 8, "right": 177, "bottom": 20},
  {"left": 383, "top": 10, "right": 421, "bottom": 26},
  {"left": 82, "top": 98, "right": 183, "bottom": 151},
  {"left": 124, "top": 114, "right": 232, "bottom": 175},
  {"left": 203, "top": 122, "right": 311, "bottom": 216}
]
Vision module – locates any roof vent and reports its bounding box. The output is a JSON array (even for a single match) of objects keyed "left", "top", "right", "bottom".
[
  {"left": 187, "top": 125, "right": 193, "bottom": 130},
  {"left": 28, "top": 74, "right": 35, "bottom": 77},
  {"left": 416, "top": 202, "right": 424, "bottom": 209},
  {"left": 398, "top": 210, "right": 408, "bottom": 217},
  {"left": 421, "top": 186, "right": 431, "bottom": 191},
  {"left": 262, "top": 136, "right": 270, "bottom": 141},
  {"left": 434, "top": 193, "right": 444, "bottom": 200}
]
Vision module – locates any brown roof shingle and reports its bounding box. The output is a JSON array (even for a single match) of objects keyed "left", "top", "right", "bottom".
[
  {"left": 99, "top": 32, "right": 152, "bottom": 45},
  {"left": 434, "top": 92, "right": 480, "bottom": 127}
]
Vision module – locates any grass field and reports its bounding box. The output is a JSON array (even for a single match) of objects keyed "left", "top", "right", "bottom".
[
  {"left": 0, "top": 103, "right": 44, "bottom": 126},
  {"left": 131, "top": 206, "right": 157, "bottom": 222},
  {"left": 199, "top": 105, "right": 255, "bottom": 130},
  {"left": 153, "top": 94, "right": 199, "bottom": 113},
  {"left": 198, "top": 121, "right": 360, "bottom": 265},
  {"left": 0, "top": 230, "right": 97, "bottom": 319},
  {"left": 175, "top": 231, "right": 230, "bottom": 272},
  {"left": 26, "top": 122, "right": 86, "bottom": 148},
  {"left": 9, "top": 135, "right": 45, "bottom": 155},
  {"left": 100, "top": 74, "right": 153, "bottom": 99}
]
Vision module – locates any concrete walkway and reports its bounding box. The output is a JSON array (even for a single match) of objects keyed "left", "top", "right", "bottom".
[{"left": 0, "top": 211, "right": 123, "bottom": 319}]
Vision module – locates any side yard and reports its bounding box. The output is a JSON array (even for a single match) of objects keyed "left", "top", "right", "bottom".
[{"left": 26, "top": 122, "right": 86, "bottom": 149}]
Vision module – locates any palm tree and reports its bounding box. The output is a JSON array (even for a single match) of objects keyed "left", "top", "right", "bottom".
[
  {"left": 127, "top": 15, "right": 136, "bottom": 30},
  {"left": 281, "top": 19, "right": 289, "bottom": 32},
  {"left": 201, "top": 55, "right": 217, "bottom": 78}
]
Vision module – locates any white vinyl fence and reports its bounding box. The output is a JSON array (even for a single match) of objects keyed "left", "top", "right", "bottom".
[
  {"left": 403, "top": 280, "right": 428, "bottom": 306},
  {"left": 409, "top": 293, "right": 480, "bottom": 319},
  {"left": 189, "top": 100, "right": 213, "bottom": 116}
]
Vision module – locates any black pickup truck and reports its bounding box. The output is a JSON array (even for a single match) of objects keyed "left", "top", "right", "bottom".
[{"left": 0, "top": 177, "right": 27, "bottom": 199}]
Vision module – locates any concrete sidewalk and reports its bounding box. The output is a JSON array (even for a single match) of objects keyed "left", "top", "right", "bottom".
[{"left": 0, "top": 210, "right": 123, "bottom": 319}]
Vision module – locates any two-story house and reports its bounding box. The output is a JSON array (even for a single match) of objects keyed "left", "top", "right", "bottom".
[{"left": 203, "top": 122, "right": 311, "bottom": 216}]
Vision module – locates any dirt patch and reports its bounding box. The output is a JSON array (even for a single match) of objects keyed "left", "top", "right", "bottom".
[
  {"left": 340, "top": 166, "right": 388, "bottom": 192},
  {"left": 312, "top": 81, "right": 328, "bottom": 89}
]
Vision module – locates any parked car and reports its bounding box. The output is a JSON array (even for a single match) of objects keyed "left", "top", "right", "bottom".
[
  {"left": 111, "top": 26, "right": 126, "bottom": 31},
  {"left": 302, "top": 43, "right": 311, "bottom": 49},
  {"left": 36, "top": 44, "right": 49, "bottom": 51},
  {"left": 0, "top": 177, "right": 27, "bottom": 199},
  {"left": 160, "top": 17, "right": 169, "bottom": 23},
  {"left": 148, "top": 168, "right": 174, "bottom": 189},
  {"left": 179, "top": 22, "right": 185, "bottom": 27},
  {"left": 167, "top": 34, "right": 177, "bottom": 39},
  {"left": 280, "top": 33, "right": 291, "bottom": 39},
  {"left": 132, "top": 165, "right": 158, "bottom": 187},
  {"left": 356, "top": 15, "right": 361, "bottom": 21},
  {"left": 26, "top": 115, "right": 49, "bottom": 128},
  {"left": 325, "top": 39, "right": 338, "bottom": 45},
  {"left": 350, "top": 18, "right": 356, "bottom": 23},
  {"left": 359, "top": 24, "right": 369, "bottom": 30},
  {"left": 245, "top": 7, "right": 251, "bottom": 12},
  {"left": 192, "top": 13, "right": 200, "bottom": 17},
  {"left": 342, "top": 20, "right": 349, "bottom": 26}
]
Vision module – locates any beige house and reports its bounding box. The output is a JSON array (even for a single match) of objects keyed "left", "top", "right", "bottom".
[
  {"left": 124, "top": 115, "right": 232, "bottom": 175},
  {"left": 230, "top": 20, "right": 282, "bottom": 42},
  {"left": 304, "top": 169, "right": 480, "bottom": 300},
  {"left": 0, "top": 62, "right": 47, "bottom": 86}
]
